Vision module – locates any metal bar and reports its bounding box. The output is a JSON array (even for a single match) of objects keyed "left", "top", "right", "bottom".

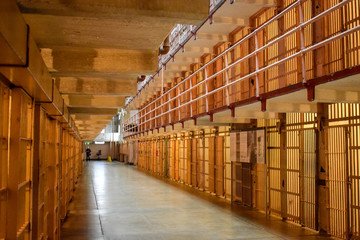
[
  {"left": 345, "top": 127, "right": 351, "bottom": 237},
  {"left": 177, "top": 91, "right": 181, "bottom": 122},
  {"left": 255, "top": 33, "right": 260, "bottom": 97},
  {"left": 299, "top": 2, "right": 307, "bottom": 83},
  {"left": 189, "top": 78, "right": 193, "bottom": 118},
  {"left": 224, "top": 51, "right": 230, "bottom": 106},
  {"left": 168, "top": 92, "right": 172, "bottom": 124},
  {"left": 204, "top": 68, "right": 209, "bottom": 113},
  {"left": 161, "top": 68, "right": 164, "bottom": 127}
]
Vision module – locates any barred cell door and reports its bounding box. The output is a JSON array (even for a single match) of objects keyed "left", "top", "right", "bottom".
[
  {"left": 285, "top": 129, "right": 301, "bottom": 224},
  {"left": 232, "top": 162, "right": 242, "bottom": 202},
  {"left": 144, "top": 142, "right": 148, "bottom": 170},
  {"left": 242, "top": 163, "right": 252, "bottom": 207},
  {"left": 349, "top": 123, "right": 360, "bottom": 238},
  {"left": 215, "top": 136, "right": 224, "bottom": 196},
  {"left": 170, "top": 140, "right": 176, "bottom": 179},
  {"left": 300, "top": 129, "right": 316, "bottom": 229},
  {"left": 327, "top": 126, "right": 350, "bottom": 239},
  {"left": 163, "top": 139, "right": 169, "bottom": 177},
  {"left": 8, "top": 88, "right": 34, "bottom": 240},
  {"left": 175, "top": 140, "right": 180, "bottom": 181},
  {"left": 159, "top": 141, "right": 163, "bottom": 175},
  {"left": 268, "top": 129, "right": 281, "bottom": 216},
  {"left": 197, "top": 136, "right": 205, "bottom": 190},
  {"left": 191, "top": 138, "right": 197, "bottom": 186},
  {"left": 186, "top": 139, "right": 192, "bottom": 185},
  {"left": 208, "top": 137, "right": 215, "bottom": 193},
  {"left": 268, "top": 126, "right": 316, "bottom": 229},
  {"left": 152, "top": 141, "right": 156, "bottom": 172},
  {"left": 179, "top": 138, "right": 186, "bottom": 182},
  {"left": 328, "top": 124, "right": 360, "bottom": 239},
  {"left": 286, "top": 128, "right": 317, "bottom": 228},
  {"left": 138, "top": 143, "right": 143, "bottom": 168},
  {"left": 0, "top": 81, "right": 9, "bottom": 240}
]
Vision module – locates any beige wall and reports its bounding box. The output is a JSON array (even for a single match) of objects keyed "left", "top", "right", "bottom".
[{"left": 86, "top": 143, "right": 110, "bottom": 160}]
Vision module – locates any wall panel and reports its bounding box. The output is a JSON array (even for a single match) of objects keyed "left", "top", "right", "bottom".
[
  {"left": 7, "top": 88, "right": 34, "bottom": 240},
  {"left": 0, "top": 82, "right": 10, "bottom": 239}
]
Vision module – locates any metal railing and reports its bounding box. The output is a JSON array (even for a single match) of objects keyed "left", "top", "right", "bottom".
[
  {"left": 156, "top": 0, "right": 223, "bottom": 70},
  {"left": 158, "top": 24, "right": 195, "bottom": 69},
  {"left": 210, "top": 0, "right": 224, "bottom": 11},
  {"left": 123, "top": 0, "right": 360, "bottom": 138}
]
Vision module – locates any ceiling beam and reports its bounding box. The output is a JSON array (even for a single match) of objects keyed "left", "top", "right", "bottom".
[
  {"left": 63, "top": 95, "right": 126, "bottom": 108},
  {"left": 78, "top": 127, "right": 105, "bottom": 131},
  {"left": 74, "top": 120, "right": 112, "bottom": 125},
  {"left": 68, "top": 107, "right": 118, "bottom": 115},
  {"left": 41, "top": 47, "right": 158, "bottom": 75},
  {"left": 17, "top": 0, "right": 209, "bottom": 25},
  {"left": 71, "top": 114, "right": 114, "bottom": 121},
  {"left": 78, "top": 124, "right": 106, "bottom": 128},
  {"left": 56, "top": 77, "right": 137, "bottom": 96},
  {"left": 197, "top": 32, "right": 229, "bottom": 41}
]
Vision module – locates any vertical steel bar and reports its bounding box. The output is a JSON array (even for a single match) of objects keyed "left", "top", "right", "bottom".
[
  {"left": 204, "top": 68, "right": 209, "bottom": 113},
  {"left": 299, "top": 2, "right": 307, "bottom": 83},
  {"left": 168, "top": 92, "right": 172, "bottom": 124},
  {"left": 161, "top": 67, "right": 164, "bottom": 127},
  {"left": 177, "top": 90, "right": 181, "bottom": 122},
  {"left": 345, "top": 126, "right": 351, "bottom": 238},
  {"left": 254, "top": 33, "right": 260, "bottom": 97},
  {"left": 224, "top": 51, "right": 230, "bottom": 106},
  {"left": 189, "top": 78, "right": 193, "bottom": 118}
]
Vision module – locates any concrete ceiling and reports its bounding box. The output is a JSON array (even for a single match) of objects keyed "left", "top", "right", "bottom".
[{"left": 16, "top": 0, "right": 209, "bottom": 139}]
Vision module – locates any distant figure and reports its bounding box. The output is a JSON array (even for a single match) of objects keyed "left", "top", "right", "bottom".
[{"left": 86, "top": 147, "right": 91, "bottom": 161}]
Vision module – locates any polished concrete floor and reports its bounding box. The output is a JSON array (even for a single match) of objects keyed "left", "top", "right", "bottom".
[{"left": 61, "top": 162, "right": 333, "bottom": 240}]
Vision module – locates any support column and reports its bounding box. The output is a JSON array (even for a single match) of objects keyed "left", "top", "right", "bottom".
[
  {"left": 32, "top": 104, "right": 42, "bottom": 240},
  {"left": 277, "top": 0, "right": 287, "bottom": 88},
  {"left": 316, "top": 103, "right": 330, "bottom": 234},
  {"left": 312, "top": 0, "right": 325, "bottom": 78},
  {"left": 7, "top": 88, "right": 34, "bottom": 240},
  {"left": 186, "top": 133, "right": 193, "bottom": 185},
  {"left": 279, "top": 113, "right": 287, "bottom": 219}
]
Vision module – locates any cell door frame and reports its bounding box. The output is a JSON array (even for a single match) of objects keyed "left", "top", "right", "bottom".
[
  {"left": 325, "top": 125, "right": 351, "bottom": 239},
  {"left": 348, "top": 122, "right": 360, "bottom": 238},
  {"left": 215, "top": 135, "right": 225, "bottom": 196},
  {"left": 163, "top": 138, "right": 169, "bottom": 177},
  {"left": 345, "top": 124, "right": 359, "bottom": 239}
]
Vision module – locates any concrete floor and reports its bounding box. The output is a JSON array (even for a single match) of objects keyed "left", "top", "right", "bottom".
[{"left": 61, "top": 162, "right": 333, "bottom": 240}]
